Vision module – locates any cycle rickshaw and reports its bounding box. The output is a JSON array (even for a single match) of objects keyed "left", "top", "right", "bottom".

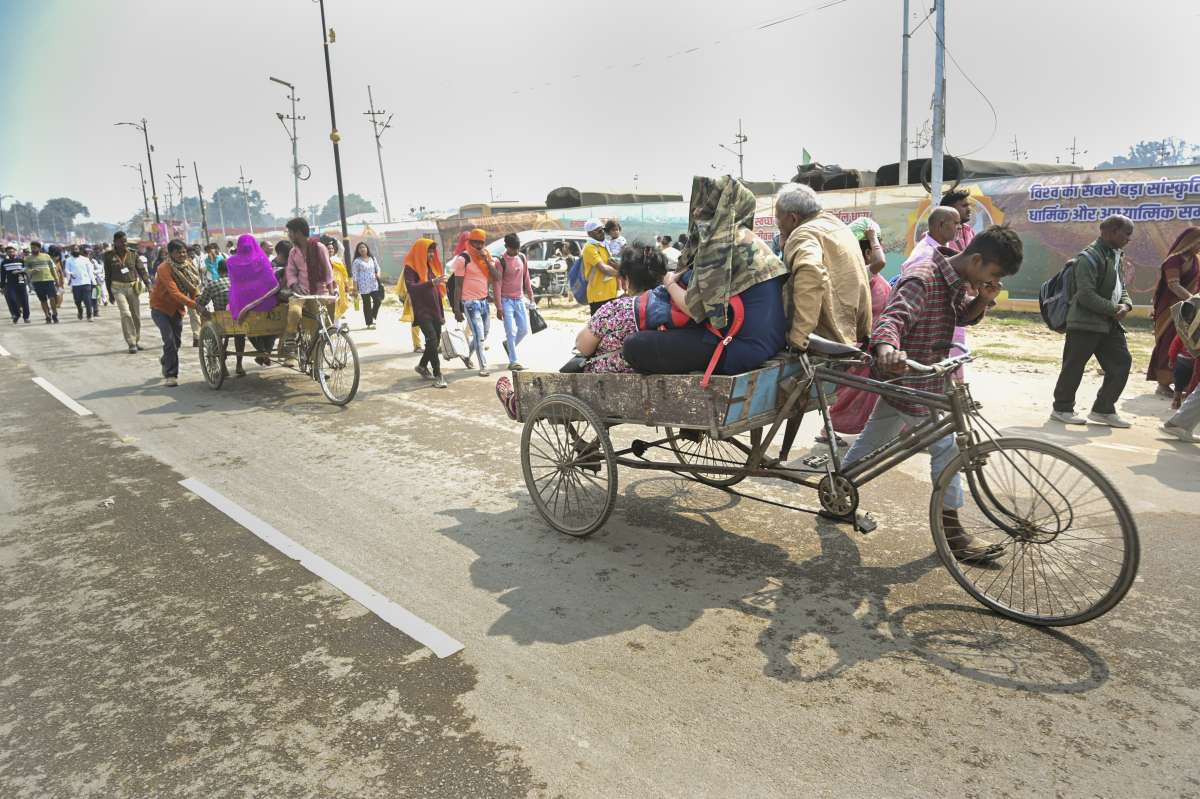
[
  {"left": 197, "top": 293, "right": 360, "bottom": 406},
  {"left": 513, "top": 337, "right": 1139, "bottom": 627}
]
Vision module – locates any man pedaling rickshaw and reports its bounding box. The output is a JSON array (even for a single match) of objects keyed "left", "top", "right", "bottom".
[{"left": 278, "top": 217, "right": 337, "bottom": 367}]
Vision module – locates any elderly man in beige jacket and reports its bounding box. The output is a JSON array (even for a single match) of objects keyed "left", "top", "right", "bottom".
[{"left": 774, "top": 183, "right": 872, "bottom": 351}]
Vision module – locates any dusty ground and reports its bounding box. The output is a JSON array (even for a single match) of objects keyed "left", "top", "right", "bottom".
[{"left": 1, "top": 302, "right": 1197, "bottom": 798}]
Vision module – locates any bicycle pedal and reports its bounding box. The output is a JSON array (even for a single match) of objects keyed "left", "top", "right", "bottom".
[{"left": 802, "top": 454, "right": 830, "bottom": 468}]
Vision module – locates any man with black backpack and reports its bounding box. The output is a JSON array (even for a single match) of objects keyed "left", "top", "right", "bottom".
[{"left": 1050, "top": 215, "right": 1135, "bottom": 427}]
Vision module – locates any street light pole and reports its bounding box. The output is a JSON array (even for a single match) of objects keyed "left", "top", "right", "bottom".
[
  {"left": 237, "top": 166, "right": 255, "bottom": 234},
  {"left": 125, "top": 163, "right": 150, "bottom": 225},
  {"left": 317, "top": 0, "right": 351, "bottom": 261},
  {"left": 363, "top": 84, "right": 394, "bottom": 223},
  {"left": 270, "top": 76, "right": 306, "bottom": 217}
]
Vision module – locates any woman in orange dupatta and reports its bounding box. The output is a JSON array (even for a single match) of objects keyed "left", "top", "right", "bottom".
[
  {"left": 1148, "top": 227, "right": 1200, "bottom": 395},
  {"left": 402, "top": 238, "right": 449, "bottom": 388}
]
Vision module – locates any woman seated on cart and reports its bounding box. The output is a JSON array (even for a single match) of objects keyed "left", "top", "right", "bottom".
[
  {"left": 226, "top": 233, "right": 282, "bottom": 366},
  {"left": 494, "top": 243, "right": 666, "bottom": 418},
  {"left": 621, "top": 175, "right": 790, "bottom": 379}
]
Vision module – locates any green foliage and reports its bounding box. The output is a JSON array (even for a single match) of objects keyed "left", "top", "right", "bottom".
[
  {"left": 318, "top": 193, "right": 376, "bottom": 225},
  {"left": 1096, "top": 137, "right": 1200, "bottom": 169}
]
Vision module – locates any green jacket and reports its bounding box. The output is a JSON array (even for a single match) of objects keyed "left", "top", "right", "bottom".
[{"left": 1067, "top": 239, "right": 1132, "bottom": 333}]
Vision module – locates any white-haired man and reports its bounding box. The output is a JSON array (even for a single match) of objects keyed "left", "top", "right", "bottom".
[{"left": 773, "top": 183, "right": 872, "bottom": 351}]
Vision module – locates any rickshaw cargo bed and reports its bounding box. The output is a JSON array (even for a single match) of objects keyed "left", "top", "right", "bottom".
[{"left": 513, "top": 357, "right": 810, "bottom": 436}]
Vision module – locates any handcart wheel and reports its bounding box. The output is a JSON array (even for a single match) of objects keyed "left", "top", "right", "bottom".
[
  {"left": 930, "top": 437, "right": 1139, "bottom": 627},
  {"left": 199, "top": 325, "right": 225, "bottom": 390},
  {"left": 315, "top": 327, "right": 360, "bottom": 405},
  {"left": 521, "top": 394, "right": 617, "bottom": 537},
  {"left": 664, "top": 427, "right": 761, "bottom": 488}
]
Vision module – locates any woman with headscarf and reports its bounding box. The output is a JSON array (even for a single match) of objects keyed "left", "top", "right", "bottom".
[
  {"left": 322, "top": 236, "right": 354, "bottom": 327},
  {"left": 404, "top": 238, "right": 449, "bottom": 388},
  {"left": 227, "top": 233, "right": 282, "bottom": 366},
  {"left": 448, "top": 227, "right": 498, "bottom": 376},
  {"left": 1148, "top": 227, "right": 1200, "bottom": 396}
]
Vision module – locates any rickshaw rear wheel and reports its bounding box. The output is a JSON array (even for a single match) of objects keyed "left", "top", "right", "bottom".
[
  {"left": 522, "top": 394, "right": 617, "bottom": 537},
  {"left": 199, "top": 325, "right": 225, "bottom": 390},
  {"left": 664, "top": 428, "right": 761, "bottom": 488}
]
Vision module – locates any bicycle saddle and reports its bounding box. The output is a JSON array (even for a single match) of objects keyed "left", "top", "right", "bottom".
[{"left": 806, "top": 334, "right": 864, "bottom": 358}]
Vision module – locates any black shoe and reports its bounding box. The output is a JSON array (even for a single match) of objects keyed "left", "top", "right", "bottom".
[
  {"left": 77, "top": 310, "right": 83, "bottom": 320},
  {"left": 52, "top": 315, "right": 59, "bottom": 323}
]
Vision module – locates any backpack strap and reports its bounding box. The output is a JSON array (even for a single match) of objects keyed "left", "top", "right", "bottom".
[{"left": 699, "top": 295, "right": 746, "bottom": 388}]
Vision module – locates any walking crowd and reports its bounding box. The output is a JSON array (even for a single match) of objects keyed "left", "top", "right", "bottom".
[{"left": 5, "top": 182, "right": 1199, "bottom": 466}]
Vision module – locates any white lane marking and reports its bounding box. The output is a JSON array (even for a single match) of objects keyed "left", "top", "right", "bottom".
[
  {"left": 179, "top": 478, "right": 464, "bottom": 658},
  {"left": 32, "top": 377, "right": 92, "bottom": 416},
  {"left": 0, "top": 342, "right": 10, "bottom": 357},
  {"left": 1091, "top": 442, "right": 1152, "bottom": 455}
]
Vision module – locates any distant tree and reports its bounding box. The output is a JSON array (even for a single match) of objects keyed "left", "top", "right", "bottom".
[
  {"left": 75, "top": 221, "right": 117, "bottom": 243},
  {"left": 318, "top": 193, "right": 376, "bottom": 225},
  {"left": 209, "top": 185, "right": 274, "bottom": 228},
  {"left": 1096, "top": 137, "right": 1200, "bottom": 169},
  {"left": 1, "top": 201, "right": 39, "bottom": 239},
  {"left": 38, "top": 197, "right": 90, "bottom": 239}
]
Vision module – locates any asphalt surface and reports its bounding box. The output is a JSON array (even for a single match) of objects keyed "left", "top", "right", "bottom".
[{"left": 1, "top": 304, "right": 1198, "bottom": 798}]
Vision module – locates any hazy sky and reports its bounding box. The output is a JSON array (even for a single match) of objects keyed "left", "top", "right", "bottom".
[{"left": 2, "top": 0, "right": 1197, "bottom": 225}]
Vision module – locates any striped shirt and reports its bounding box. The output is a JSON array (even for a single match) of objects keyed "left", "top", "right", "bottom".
[{"left": 871, "top": 247, "right": 973, "bottom": 415}]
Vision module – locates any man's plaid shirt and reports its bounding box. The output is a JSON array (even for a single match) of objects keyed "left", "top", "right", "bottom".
[
  {"left": 871, "top": 247, "right": 976, "bottom": 415},
  {"left": 196, "top": 276, "right": 231, "bottom": 312}
]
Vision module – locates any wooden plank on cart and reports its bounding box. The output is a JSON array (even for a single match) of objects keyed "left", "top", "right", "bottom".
[
  {"left": 209, "top": 307, "right": 288, "bottom": 337},
  {"left": 513, "top": 356, "right": 810, "bottom": 434}
]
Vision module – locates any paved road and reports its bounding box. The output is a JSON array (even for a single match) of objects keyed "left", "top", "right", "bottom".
[{"left": 1, "top": 308, "right": 1197, "bottom": 798}]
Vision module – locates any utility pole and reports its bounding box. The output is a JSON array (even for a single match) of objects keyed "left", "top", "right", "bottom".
[
  {"left": 270, "top": 76, "right": 306, "bottom": 217},
  {"left": 363, "top": 84, "right": 394, "bottom": 223},
  {"left": 929, "top": 0, "right": 947, "bottom": 203},
  {"left": 216, "top": 197, "right": 227, "bottom": 241},
  {"left": 194, "top": 161, "right": 211, "bottom": 246},
  {"left": 488, "top": 168, "right": 496, "bottom": 203},
  {"left": 124, "top": 163, "right": 150, "bottom": 225},
  {"left": 163, "top": 180, "right": 174, "bottom": 225},
  {"left": 169, "top": 158, "right": 189, "bottom": 238},
  {"left": 633, "top": 173, "right": 639, "bottom": 192},
  {"left": 116, "top": 118, "right": 161, "bottom": 235},
  {"left": 1009, "top": 135, "right": 1028, "bottom": 162},
  {"left": 1064, "top": 137, "right": 1087, "bottom": 166},
  {"left": 898, "top": 0, "right": 910, "bottom": 186},
  {"left": 237, "top": 166, "right": 255, "bottom": 234},
  {"left": 316, "top": 0, "right": 351, "bottom": 266},
  {"left": 719, "top": 119, "right": 749, "bottom": 180}
]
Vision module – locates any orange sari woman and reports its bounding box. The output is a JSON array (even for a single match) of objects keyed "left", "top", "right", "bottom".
[{"left": 1148, "top": 227, "right": 1200, "bottom": 393}]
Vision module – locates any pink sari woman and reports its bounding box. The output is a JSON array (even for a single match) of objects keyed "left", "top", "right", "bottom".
[
  {"left": 227, "top": 234, "right": 280, "bottom": 322},
  {"left": 1147, "top": 227, "right": 1200, "bottom": 393}
]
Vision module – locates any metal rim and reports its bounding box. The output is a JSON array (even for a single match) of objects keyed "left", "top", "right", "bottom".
[
  {"left": 199, "top": 326, "right": 224, "bottom": 390},
  {"left": 931, "top": 437, "right": 1139, "bottom": 627},
  {"left": 664, "top": 427, "right": 754, "bottom": 488},
  {"left": 315, "top": 329, "right": 359, "bottom": 405},
  {"left": 521, "top": 394, "right": 617, "bottom": 537}
]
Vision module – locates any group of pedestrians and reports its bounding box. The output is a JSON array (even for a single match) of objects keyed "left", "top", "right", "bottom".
[
  {"left": 1, "top": 240, "right": 120, "bottom": 325},
  {"left": 400, "top": 227, "right": 536, "bottom": 389}
]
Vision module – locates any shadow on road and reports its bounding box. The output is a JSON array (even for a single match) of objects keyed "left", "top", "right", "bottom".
[{"left": 438, "top": 474, "right": 1109, "bottom": 696}]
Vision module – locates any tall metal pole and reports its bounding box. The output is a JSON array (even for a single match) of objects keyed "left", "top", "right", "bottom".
[
  {"left": 194, "top": 161, "right": 211, "bottom": 246},
  {"left": 270, "top": 76, "right": 304, "bottom": 218},
  {"left": 217, "top": 199, "right": 227, "bottom": 241},
  {"left": 318, "top": 0, "right": 351, "bottom": 260},
  {"left": 126, "top": 163, "right": 150, "bottom": 222},
  {"left": 237, "top": 166, "right": 254, "bottom": 234},
  {"left": 170, "top": 158, "right": 189, "bottom": 237},
  {"left": 737, "top": 118, "right": 745, "bottom": 180},
  {"left": 899, "top": 0, "right": 910, "bottom": 186},
  {"left": 929, "top": 0, "right": 947, "bottom": 203},
  {"left": 364, "top": 84, "right": 393, "bottom": 223}
]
